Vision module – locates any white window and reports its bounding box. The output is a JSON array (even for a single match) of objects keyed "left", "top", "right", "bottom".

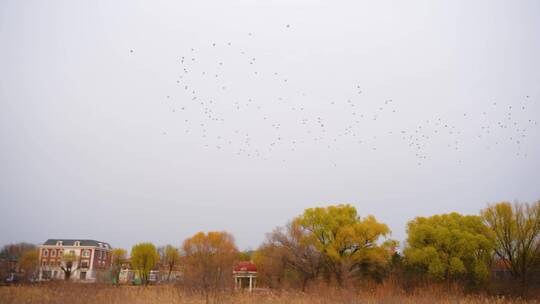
[
  {"left": 82, "top": 250, "right": 90, "bottom": 257},
  {"left": 74, "top": 241, "right": 80, "bottom": 246},
  {"left": 43, "top": 249, "right": 49, "bottom": 257},
  {"left": 56, "top": 241, "right": 63, "bottom": 246}
]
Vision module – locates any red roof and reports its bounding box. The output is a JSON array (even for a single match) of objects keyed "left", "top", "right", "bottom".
[
  {"left": 492, "top": 259, "right": 510, "bottom": 271},
  {"left": 234, "top": 261, "right": 257, "bottom": 272}
]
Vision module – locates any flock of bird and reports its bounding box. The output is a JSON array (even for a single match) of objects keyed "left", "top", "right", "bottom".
[{"left": 130, "top": 28, "right": 538, "bottom": 166}]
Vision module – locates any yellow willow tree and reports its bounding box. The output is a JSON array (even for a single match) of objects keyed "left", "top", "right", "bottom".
[
  {"left": 403, "top": 212, "right": 494, "bottom": 286},
  {"left": 295, "top": 204, "right": 396, "bottom": 286},
  {"left": 182, "top": 231, "right": 238, "bottom": 303},
  {"left": 130, "top": 243, "right": 159, "bottom": 285},
  {"left": 19, "top": 249, "right": 39, "bottom": 281},
  {"left": 481, "top": 201, "right": 540, "bottom": 288}
]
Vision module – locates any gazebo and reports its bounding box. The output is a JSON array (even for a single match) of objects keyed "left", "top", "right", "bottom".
[{"left": 233, "top": 261, "right": 257, "bottom": 292}]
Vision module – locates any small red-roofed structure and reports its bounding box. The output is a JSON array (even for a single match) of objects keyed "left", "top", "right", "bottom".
[{"left": 233, "top": 261, "right": 257, "bottom": 292}]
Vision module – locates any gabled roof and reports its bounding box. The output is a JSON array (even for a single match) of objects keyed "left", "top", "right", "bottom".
[{"left": 42, "top": 239, "right": 112, "bottom": 248}]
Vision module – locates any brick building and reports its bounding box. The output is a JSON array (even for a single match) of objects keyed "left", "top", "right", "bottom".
[{"left": 38, "top": 239, "right": 112, "bottom": 282}]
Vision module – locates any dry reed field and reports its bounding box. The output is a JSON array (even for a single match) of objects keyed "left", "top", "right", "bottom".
[{"left": 1, "top": 283, "right": 539, "bottom": 304}]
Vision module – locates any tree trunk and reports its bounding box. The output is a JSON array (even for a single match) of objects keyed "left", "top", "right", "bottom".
[
  {"left": 204, "top": 288, "right": 210, "bottom": 304},
  {"left": 301, "top": 276, "right": 308, "bottom": 292},
  {"left": 334, "top": 268, "right": 344, "bottom": 288}
]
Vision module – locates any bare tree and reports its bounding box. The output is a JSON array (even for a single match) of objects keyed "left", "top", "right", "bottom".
[
  {"left": 158, "top": 245, "right": 181, "bottom": 282},
  {"left": 259, "top": 222, "right": 322, "bottom": 290},
  {"left": 60, "top": 252, "right": 79, "bottom": 280},
  {"left": 111, "top": 248, "right": 128, "bottom": 285},
  {"left": 482, "top": 201, "right": 540, "bottom": 290}
]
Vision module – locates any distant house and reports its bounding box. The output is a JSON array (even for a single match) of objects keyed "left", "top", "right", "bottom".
[
  {"left": 0, "top": 243, "right": 39, "bottom": 283},
  {"left": 118, "top": 259, "right": 166, "bottom": 285},
  {"left": 38, "top": 239, "right": 112, "bottom": 282},
  {"left": 492, "top": 258, "right": 512, "bottom": 280},
  {"left": 0, "top": 254, "right": 20, "bottom": 283},
  {"left": 119, "top": 268, "right": 161, "bottom": 285}
]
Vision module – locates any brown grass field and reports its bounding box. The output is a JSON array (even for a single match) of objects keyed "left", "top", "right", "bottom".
[{"left": 1, "top": 283, "right": 539, "bottom": 304}]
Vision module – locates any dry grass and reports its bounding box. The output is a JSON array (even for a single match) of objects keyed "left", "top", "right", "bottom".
[{"left": 0, "top": 283, "right": 538, "bottom": 304}]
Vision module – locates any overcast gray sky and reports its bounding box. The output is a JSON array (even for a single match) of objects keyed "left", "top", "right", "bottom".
[{"left": 1, "top": 0, "right": 539, "bottom": 251}]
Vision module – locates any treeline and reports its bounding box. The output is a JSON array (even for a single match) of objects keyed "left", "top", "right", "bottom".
[
  {"left": 2, "top": 200, "right": 540, "bottom": 296},
  {"left": 251, "top": 201, "right": 540, "bottom": 294}
]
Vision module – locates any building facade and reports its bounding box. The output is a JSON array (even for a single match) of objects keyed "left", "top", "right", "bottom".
[{"left": 38, "top": 239, "right": 112, "bottom": 282}]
